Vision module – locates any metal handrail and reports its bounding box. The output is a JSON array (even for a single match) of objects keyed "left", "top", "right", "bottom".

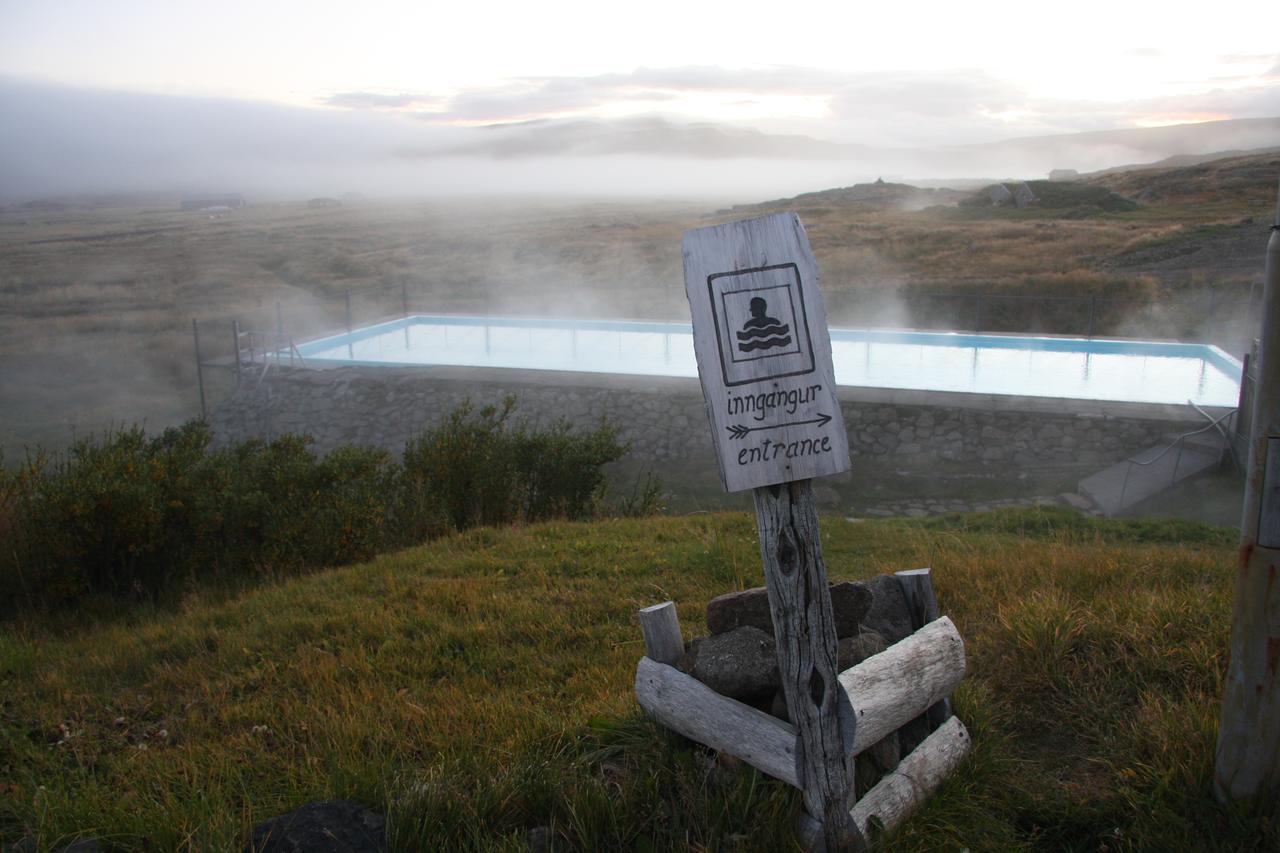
[{"left": 1117, "top": 402, "right": 1235, "bottom": 508}]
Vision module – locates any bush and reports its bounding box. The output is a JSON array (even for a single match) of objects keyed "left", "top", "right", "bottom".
[
  {"left": 399, "top": 396, "right": 627, "bottom": 531},
  {"left": 0, "top": 399, "right": 636, "bottom": 609}
]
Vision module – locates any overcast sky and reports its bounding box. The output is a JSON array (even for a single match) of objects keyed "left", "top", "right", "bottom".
[{"left": 1, "top": 0, "right": 1276, "bottom": 197}]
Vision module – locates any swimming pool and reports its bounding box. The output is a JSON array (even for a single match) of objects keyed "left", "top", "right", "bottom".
[{"left": 294, "top": 315, "right": 1242, "bottom": 408}]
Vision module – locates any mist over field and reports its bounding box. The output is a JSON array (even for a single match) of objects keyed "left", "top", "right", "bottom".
[{"left": 2, "top": 76, "right": 1278, "bottom": 201}]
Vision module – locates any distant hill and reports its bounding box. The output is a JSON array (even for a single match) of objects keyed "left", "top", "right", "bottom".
[
  {"left": 960, "top": 118, "right": 1280, "bottom": 174},
  {"left": 1082, "top": 147, "right": 1280, "bottom": 178},
  {"left": 1081, "top": 150, "right": 1280, "bottom": 205},
  {"left": 726, "top": 179, "right": 964, "bottom": 215}
]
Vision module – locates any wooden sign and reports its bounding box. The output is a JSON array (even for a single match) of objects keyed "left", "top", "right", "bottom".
[{"left": 682, "top": 212, "right": 851, "bottom": 492}]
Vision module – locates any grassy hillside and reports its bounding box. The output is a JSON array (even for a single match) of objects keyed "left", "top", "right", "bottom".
[{"left": 2, "top": 509, "right": 1272, "bottom": 851}]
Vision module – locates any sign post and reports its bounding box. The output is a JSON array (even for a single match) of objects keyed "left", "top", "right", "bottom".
[{"left": 683, "top": 212, "right": 862, "bottom": 851}]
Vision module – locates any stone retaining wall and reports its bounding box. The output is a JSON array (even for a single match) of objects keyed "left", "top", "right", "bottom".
[{"left": 208, "top": 365, "right": 1209, "bottom": 472}]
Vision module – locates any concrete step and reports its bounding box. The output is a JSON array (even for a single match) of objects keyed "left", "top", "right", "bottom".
[{"left": 1079, "top": 442, "right": 1222, "bottom": 516}]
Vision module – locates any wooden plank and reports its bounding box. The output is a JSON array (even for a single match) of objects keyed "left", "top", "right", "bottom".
[
  {"left": 839, "top": 617, "right": 966, "bottom": 754},
  {"left": 635, "top": 656, "right": 800, "bottom": 787},
  {"left": 893, "top": 569, "right": 952, "bottom": 726},
  {"left": 638, "top": 602, "right": 685, "bottom": 666},
  {"left": 798, "top": 716, "right": 972, "bottom": 844},
  {"left": 753, "top": 480, "right": 863, "bottom": 852},
  {"left": 682, "top": 213, "right": 850, "bottom": 492}
]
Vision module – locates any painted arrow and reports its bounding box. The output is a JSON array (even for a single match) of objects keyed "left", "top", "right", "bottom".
[{"left": 727, "top": 413, "right": 833, "bottom": 439}]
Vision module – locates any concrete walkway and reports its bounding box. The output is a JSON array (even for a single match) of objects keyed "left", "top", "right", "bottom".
[{"left": 1078, "top": 432, "right": 1225, "bottom": 516}]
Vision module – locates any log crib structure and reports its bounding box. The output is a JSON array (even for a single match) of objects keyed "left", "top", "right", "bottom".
[{"left": 635, "top": 568, "right": 970, "bottom": 850}]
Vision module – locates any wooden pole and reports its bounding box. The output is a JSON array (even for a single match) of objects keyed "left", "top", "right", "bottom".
[
  {"left": 1215, "top": 179, "right": 1280, "bottom": 805},
  {"left": 753, "top": 480, "right": 863, "bottom": 852},
  {"left": 192, "top": 318, "right": 207, "bottom": 420},
  {"left": 231, "top": 320, "right": 242, "bottom": 385},
  {"left": 402, "top": 281, "right": 411, "bottom": 349},
  {"left": 345, "top": 290, "right": 354, "bottom": 359}
]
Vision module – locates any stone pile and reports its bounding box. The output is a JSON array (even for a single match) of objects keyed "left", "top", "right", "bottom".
[{"left": 677, "top": 574, "right": 937, "bottom": 791}]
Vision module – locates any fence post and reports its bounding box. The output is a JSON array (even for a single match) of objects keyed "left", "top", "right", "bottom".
[
  {"left": 345, "top": 289, "right": 354, "bottom": 359},
  {"left": 1215, "top": 179, "right": 1280, "bottom": 806},
  {"left": 192, "top": 318, "right": 207, "bottom": 419},
  {"left": 1208, "top": 284, "right": 1219, "bottom": 344},
  {"left": 402, "top": 281, "right": 411, "bottom": 348},
  {"left": 231, "top": 320, "right": 242, "bottom": 385},
  {"left": 1087, "top": 296, "right": 1097, "bottom": 338}
]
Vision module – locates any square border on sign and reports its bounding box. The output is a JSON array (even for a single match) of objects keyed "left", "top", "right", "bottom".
[
  {"left": 722, "top": 283, "right": 803, "bottom": 364},
  {"left": 708, "top": 263, "right": 816, "bottom": 387}
]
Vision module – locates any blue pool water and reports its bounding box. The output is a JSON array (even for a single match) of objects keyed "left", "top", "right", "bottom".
[{"left": 295, "top": 315, "right": 1242, "bottom": 408}]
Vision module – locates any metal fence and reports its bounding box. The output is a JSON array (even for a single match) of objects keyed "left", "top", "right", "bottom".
[{"left": 192, "top": 279, "right": 1263, "bottom": 418}]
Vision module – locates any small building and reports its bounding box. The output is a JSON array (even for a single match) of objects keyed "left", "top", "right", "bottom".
[
  {"left": 988, "top": 184, "right": 1014, "bottom": 206},
  {"left": 181, "top": 193, "right": 244, "bottom": 212}
]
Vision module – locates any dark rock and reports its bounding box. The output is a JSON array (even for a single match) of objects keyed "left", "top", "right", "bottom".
[
  {"left": 769, "top": 689, "right": 789, "bottom": 723},
  {"left": 860, "top": 575, "right": 914, "bottom": 645},
  {"left": 897, "top": 715, "right": 933, "bottom": 757},
  {"left": 855, "top": 752, "right": 884, "bottom": 795},
  {"left": 837, "top": 630, "right": 887, "bottom": 672},
  {"left": 676, "top": 636, "right": 701, "bottom": 674},
  {"left": 248, "top": 800, "right": 387, "bottom": 853},
  {"left": 706, "top": 582, "right": 872, "bottom": 638},
  {"left": 830, "top": 582, "right": 874, "bottom": 638},
  {"left": 706, "top": 587, "right": 773, "bottom": 635},
  {"left": 866, "top": 732, "right": 901, "bottom": 773},
  {"left": 689, "top": 626, "right": 779, "bottom": 699}
]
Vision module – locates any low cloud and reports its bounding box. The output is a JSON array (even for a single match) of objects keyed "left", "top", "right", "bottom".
[
  {"left": 0, "top": 74, "right": 1275, "bottom": 201},
  {"left": 828, "top": 70, "right": 1023, "bottom": 119},
  {"left": 323, "top": 91, "right": 444, "bottom": 110}
]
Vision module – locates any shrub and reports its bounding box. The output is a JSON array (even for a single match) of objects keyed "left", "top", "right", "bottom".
[
  {"left": 0, "top": 398, "right": 636, "bottom": 610},
  {"left": 398, "top": 396, "right": 628, "bottom": 532}
]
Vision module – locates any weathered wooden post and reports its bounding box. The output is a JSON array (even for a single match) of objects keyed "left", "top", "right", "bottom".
[
  {"left": 1215, "top": 180, "right": 1280, "bottom": 805},
  {"left": 192, "top": 318, "right": 207, "bottom": 419},
  {"left": 231, "top": 319, "right": 243, "bottom": 385},
  {"left": 344, "top": 289, "right": 354, "bottom": 359},
  {"left": 683, "top": 213, "right": 861, "bottom": 851},
  {"left": 401, "top": 280, "right": 411, "bottom": 349}
]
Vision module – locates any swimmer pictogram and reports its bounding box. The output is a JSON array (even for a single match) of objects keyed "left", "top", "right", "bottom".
[
  {"left": 706, "top": 262, "right": 815, "bottom": 387},
  {"left": 735, "top": 297, "right": 792, "bottom": 353}
]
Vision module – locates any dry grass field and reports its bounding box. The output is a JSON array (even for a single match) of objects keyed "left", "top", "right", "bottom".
[{"left": 1, "top": 150, "right": 1275, "bottom": 452}]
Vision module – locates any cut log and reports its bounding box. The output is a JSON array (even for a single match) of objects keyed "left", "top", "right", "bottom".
[
  {"left": 635, "top": 656, "right": 799, "bottom": 787},
  {"left": 840, "top": 617, "right": 966, "bottom": 755},
  {"left": 634, "top": 618, "right": 963, "bottom": 784},
  {"left": 638, "top": 601, "right": 685, "bottom": 666},
  {"left": 893, "top": 568, "right": 952, "bottom": 726},
  {"left": 799, "top": 716, "right": 971, "bottom": 845}
]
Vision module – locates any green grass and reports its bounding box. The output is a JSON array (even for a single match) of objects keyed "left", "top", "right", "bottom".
[{"left": 1, "top": 508, "right": 1274, "bottom": 851}]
